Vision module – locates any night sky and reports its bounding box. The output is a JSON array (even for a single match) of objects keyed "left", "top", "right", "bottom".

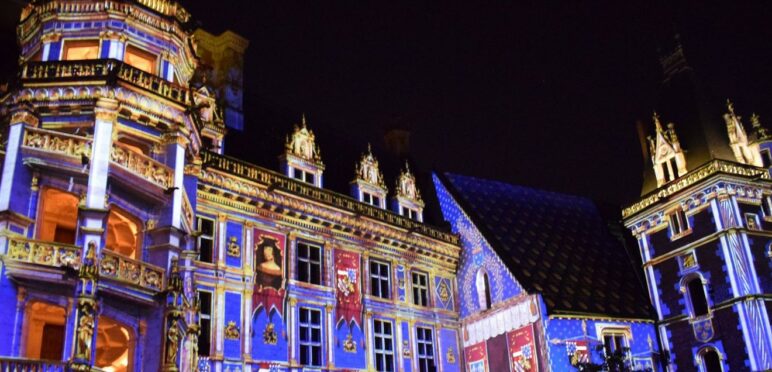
[{"left": 2, "top": 1, "right": 772, "bottom": 217}]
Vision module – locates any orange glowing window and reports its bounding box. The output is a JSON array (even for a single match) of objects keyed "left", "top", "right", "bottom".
[
  {"left": 96, "top": 316, "right": 134, "bottom": 372},
  {"left": 63, "top": 39, "right": 100, "bottom": 60},
  {"left": 106, "top": 207, "right": 143, "bottom": 260},
  {"left": 24, "top": 302, "right": 66, "bottom": 360},
  {"left": 38, "top": 188, "right": 79, "bottom": 244},
  {"left": 124, "top": 45, "right": 156, "bottom": 74}
]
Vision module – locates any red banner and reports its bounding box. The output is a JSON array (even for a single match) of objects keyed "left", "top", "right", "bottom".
[
  {"left": 334, "top": 249, "right": 362, "bottom": 326},
  {"left": 253, "top": 229, "right": 286, "bottom": 317},
  {"left": 507, "top": 324, "right": 538, "bottom": 372},
  {"left": 464, "top": 342, "right": 487, "bottom": 372}
]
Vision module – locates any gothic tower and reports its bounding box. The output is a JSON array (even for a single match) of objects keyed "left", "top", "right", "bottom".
[{"left": 624, "top": 38, "right": 772, "bottom": 371}]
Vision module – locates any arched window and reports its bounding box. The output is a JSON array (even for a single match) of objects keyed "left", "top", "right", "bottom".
[
  {"left": 37, "top": 188, "right": 79, "bottom": 244},
  {"left": 95, "top": 316, "right": 135, "bottom": 372},
  {"left": 24, "top": 302, "right": 66, "bottom": 360},
  {"left": 475, "top": 269, "right": 492, "bottom": 310},
  {"left": 685, "top": 275, "right": 710, "bottom": 317},
  {"left": 698, "top": 347, "right": 723, "bottom": 372},
  {"left": 106, "top": 207, "right": 143, "bottom": 260}
]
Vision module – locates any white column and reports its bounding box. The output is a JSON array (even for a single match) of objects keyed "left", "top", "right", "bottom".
[
  {"left": 215, "top": 285, "right": 225, "bottom": 359},
  {"left": 217, "top": 214, "right": 227, "bottom": 265},
  {"left": 0, "top": 114, "right": 31, "bottom": 211},
  {"left": 86, "top": 98, "right": 117, "bottom": 210},
  {"left": 289, "top": 299, "right": 297, "bottom": 366},
  {"left": 326, "top": 305, "right": 334, "bottom": 369}
]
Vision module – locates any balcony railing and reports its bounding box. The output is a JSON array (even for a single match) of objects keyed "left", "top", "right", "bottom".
[
  {"left": 0, "top": 357, "right": 66, "bottom": 372},
  {"left": 22, "top": 127, "right": 92, "bottom": 160},
  {"left": 21, "top": 59, "right": 190, "bottom": 105},
  {"left": 3, "top": 236, "right": 82, "bottom": 270},
  {"left": 99, "top": 249, "right": 164, "bottom": 292},
  {"left": 110, "top": 142, "right": 174, "bottom": 189}
]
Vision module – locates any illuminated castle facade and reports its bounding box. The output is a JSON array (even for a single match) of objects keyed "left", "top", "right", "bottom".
[
  {"left": 0, "top": 1, "right": 461, "bottom": 371},
  {"left": 622, "top": 42, "right": 772, "bottom": 371}
]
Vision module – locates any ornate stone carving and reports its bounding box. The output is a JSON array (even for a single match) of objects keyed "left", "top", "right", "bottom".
[
  {"left": 23, "top": 127, "right": 92, "bottom": 159},
  {"left": 224, "top": 321, "right": 240, "bottom": 340},
  {"left": 395, "top": 162, "right": 423, "bottom": 205},
  {"left": 342, "top": 333, "right": 356, "bottom": 353},
  {"left": 227, "top": 236, "right": 241, "bottom": 257},
  {"left": 446, "top": 347, "right": 456, "bottom": 364},
  {"left": 263, "top": 323, "right": 278, "bottom": 345},
  {"left": 111, "top": 142, "right": 173, "bottom": 188},
  {"left": 75, "top": 299, "right": 96, "bottom": 359},
  {"left": 166, "top": 323, "right": 180, "bottom": 365},
  {"left": 354, "top": 144, "right": 386, "bottom": 189},
  {"left": 285, "top": 115, "right": 322, "bottom": 163},
  {"left": 724, "top": 100, "right": 762, "bottom": 166}
]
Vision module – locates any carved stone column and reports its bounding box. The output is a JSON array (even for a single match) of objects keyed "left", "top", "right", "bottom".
[
  {"left": 0, "top": 103, "right": 38, "bottom": 216},
  {"left": 70, "top": 240, "right": 99, "bottom": 369},
  {"left": 163, "top": 258, "right": 185, "bottom": 372}
]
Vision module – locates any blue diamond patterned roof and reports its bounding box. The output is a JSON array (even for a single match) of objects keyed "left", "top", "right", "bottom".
[{"left": 439, "top": 172, "right": 652, "bottom": 319}]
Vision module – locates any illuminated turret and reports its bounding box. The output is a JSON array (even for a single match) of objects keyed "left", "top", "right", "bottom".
[{"left": 392, "top": 161, "right": 424, "bottom": 221}]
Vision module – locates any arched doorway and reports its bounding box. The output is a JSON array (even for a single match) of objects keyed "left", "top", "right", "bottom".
[
  {"left": 95, "top": 316, "right": 135, "bottom": 372},
  {"left": 24, "top": 302, "right": 66, "bottom": 360},
  {"left": 699, "top": 347, "right": 723, "bottom": 372}
]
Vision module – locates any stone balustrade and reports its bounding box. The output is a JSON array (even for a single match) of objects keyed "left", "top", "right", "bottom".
[
  {"left": 99, "top": 249, "right": 164, "bottom": 292},
  {"left": 110, "top": 141, "right": 174, "bottom": 189},
  {"left": 0, "top": 357, "right": 67, "bottom": 372},
  {"left": 21, "top": 59, "right": 190, "bottom": 105},
  {"left": 22, "top": 127, "right": 92, "bottom": 160},
  {"left": 3, "top": 236, "right": 82, "bottom": 269}
]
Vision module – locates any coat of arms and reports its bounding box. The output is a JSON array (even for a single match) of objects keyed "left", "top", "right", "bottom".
[{"left": 337, "top": 268, "right": 357, "bottom": 297}]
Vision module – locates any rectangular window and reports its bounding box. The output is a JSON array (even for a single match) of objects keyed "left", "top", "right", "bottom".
[
  {"left": 601, "top": 330, "right": 629, "bottom": 357},
  {"left": 762, "top": 149, "right": 772, "bottom": 168},
  {"left": 198, "top": 291, "right": 212, "bottom": 356},
  {"left": 668, "top": 208, "right": 689, "bottom": 237},
  {"left": 762, "top": 196, "right": 772, "bottom": 217},
  {"left": 62, "top": 39, "right": 99, "bottom": 60},
  {"left": 373, "top": 320, "right": 395, "bottom": 372},
  {"left": 362, "top": 192, "right": 380, "bottom": 207},
  {"left": 124, "top": 44, "right": 157, "bottom": 74},
  {"left": 412, "top": 272, "right": 429, "bottom": 307},
  {"left": 402, "top": 207, "right": 418, "bottom": 220},
  {"left": 666, "top": 157, "right": 679, "bottom": 181},
  {"left": 370, "top": 260, "right": 391, "bottom": 299},
  {"left": 298, "top": 307, "right": 323, "bottom": 367},
  {"left": 197, "top": 216, "right": 215, "bottom": 263},
  {"left": 297, "top": 242, "right": 322, "bottom": 285},
  {"left": 745, "top": 213, "right": 760, "bottom": 230},
  {"left": 293, "top": 168, "right": 316, "bottom": 185},
  {"left": 416, "top": 327, "right": 436, "bottom": 372}
]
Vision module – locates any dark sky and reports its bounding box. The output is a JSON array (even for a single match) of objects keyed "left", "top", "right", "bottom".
[{"left": 3, "top": 1, "right": 772, "bottom": 217}]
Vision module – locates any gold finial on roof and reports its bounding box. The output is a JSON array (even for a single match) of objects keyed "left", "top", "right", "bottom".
[{"left": 653, "top": 112, "right": 663, "bottom": 133}]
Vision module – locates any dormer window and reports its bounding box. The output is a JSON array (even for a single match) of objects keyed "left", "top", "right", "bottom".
[
  {"left": 293, "top": 167, "right": 315, "bottom": 185},
  {"left": 362, "top": 192, "right": 380, "bottom": 207},
  {"left": 761, "top": 149, "right": 772, "bottom": 168},
  {"left": 352, "top": 144, "right": 387, "bottom": 208},
  {"left": 668, "top": 207, "right": 690, "bottom": 238},
  {"left": 281, "top": 115, "right": 324, "bottom": 188},
  {"left": 402, "top": 207, "right": 418, "bottom": 221},
  {"left": 649, "top": 113, "right": 687, "bottom": 187}
]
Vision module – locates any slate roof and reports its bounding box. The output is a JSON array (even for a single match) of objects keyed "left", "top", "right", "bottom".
[{"left": 438, "top": 172, "right": 653, "bottom": 319}]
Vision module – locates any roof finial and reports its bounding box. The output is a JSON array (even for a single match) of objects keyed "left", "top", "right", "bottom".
[
  {"left": 727, "top": 99, "right": 735, "bottom": 115},
  {"left": 653, "top": 111, "right": 663, "bottom": 133},
  {"left": 367, "top": 142, "right": 372, "bottom": 154},
  {"left": 301, "top": 113, "right": 307, "bottom": 128}
]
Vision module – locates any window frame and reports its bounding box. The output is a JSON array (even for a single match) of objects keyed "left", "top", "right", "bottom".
[
  {"left": 298, "top": 307, "right": 323, "bottom": 367},
  {"left": 761, "top": 195, "right": 772, "bottom": 220},
  {"left": 411, "top": 271, "right": 430, "bottom": 307},
  {"left": 370, "top": 260, "right": 391, "bottom": 300},
  {"left": 61, "top": 38, "right": 101, "bottom": 61},
  {"left": 697, "top": 346, "right": 724, "bottom": 372},
  {"left": 197, "top": 290, "right": 213, "bottom": 357},
  {"left": 196, "top": 216, "right": 216, "bottom": 263},
  {"left": 296, "top": 241, "right": 323, "bottom": 286},
  {"left": 373, "top": 319, "right": 395, "bottom": 372},
  {"left": 668, "top": 207, "right": 691, "bottom": 240},
  {"left": 293, "top": 167, "right": 316, "bottom": 185},
  {"left": 744, "top": 212, "right": 760, "bottom": 230},
  {"left": 683, "top": 274, "right": 711, "bottom": 318},
  {"left": 416, "top": 326, "right": 436, "bottom": 372},
  {"left": 761, "top": 148, "right": 772, "bottom": 168},
  {"left": 123, "top": 43, "right": 158, "bottom": 74}
]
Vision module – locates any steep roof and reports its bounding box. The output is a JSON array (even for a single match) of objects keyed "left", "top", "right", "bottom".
[{"left": 437, "top": 172, "right": 653, "bottom": 319}]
